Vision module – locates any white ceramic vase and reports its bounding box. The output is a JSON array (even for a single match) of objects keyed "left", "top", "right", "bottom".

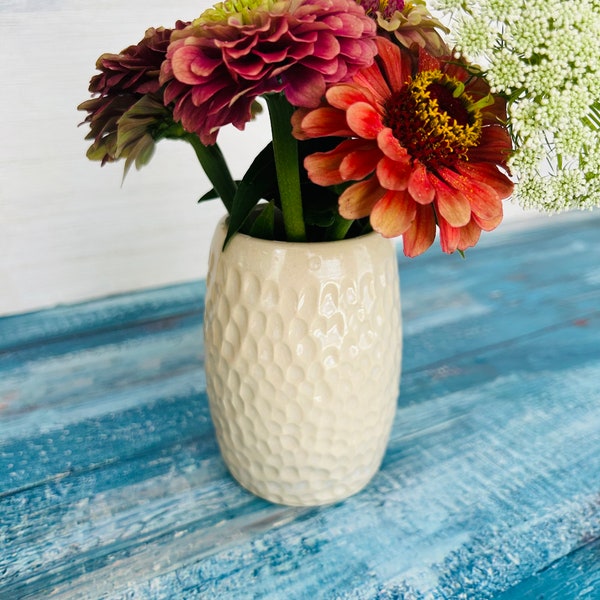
[{"left": 204, "top": 217, "right": 402, "bottom": 506}]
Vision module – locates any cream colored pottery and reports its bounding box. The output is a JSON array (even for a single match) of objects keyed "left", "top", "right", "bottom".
[{"left": 204, "top": 217, "right": 402, "bottom": 506}]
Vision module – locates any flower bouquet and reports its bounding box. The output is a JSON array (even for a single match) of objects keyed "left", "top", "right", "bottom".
[
  {"left": 79, "top": 0, "right": 600, "bottom": 505},
  {"left": 79, "top": 0, "right": 600, "bottom": 256}
]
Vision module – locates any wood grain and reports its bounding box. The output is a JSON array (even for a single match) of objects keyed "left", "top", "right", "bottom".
[{"left": 1, "top": 212, "right": 599, "bottom": 599}]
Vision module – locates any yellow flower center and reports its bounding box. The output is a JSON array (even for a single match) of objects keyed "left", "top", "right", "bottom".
[
  {"left": 198, "top": 0, "right": 276, "bottom": 25},
  {"left": 384, "top": 70, "right": 492, "bottom": 168}
]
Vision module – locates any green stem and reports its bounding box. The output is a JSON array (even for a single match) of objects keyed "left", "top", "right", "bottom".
[
  {"left": 184, "top": 133, "right": 237, "bottom": 213},
  {"left": 264, "top": 93, "right": 306, "bottom": 242},
  {"left": 327, "top": 215, "right": 354, "bottom": 241}
]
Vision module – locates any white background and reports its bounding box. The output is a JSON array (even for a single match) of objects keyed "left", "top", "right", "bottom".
[{"left": 1, "top": 0, "right": 539, "bottom": 317}]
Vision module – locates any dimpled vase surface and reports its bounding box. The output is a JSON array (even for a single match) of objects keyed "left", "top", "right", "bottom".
[{"left": 204, "top": 217, "right": 402, "bottom": 506}]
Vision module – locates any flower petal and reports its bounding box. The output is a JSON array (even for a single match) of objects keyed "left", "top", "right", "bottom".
[
  {"left": 458, "top": 218, "right": 482, "bottom": 251},
  {"left": 456, "top": 160, "right": 514, "bottom": 199},
  {"left": 376, "top": 156, "right": 411, "bottom": 190},
  {"left": 303, "top": 139, "right": 378, "bottom": 185},
  {"left": 283, "top": 67, "right": 326, "bottom": 107},
  {"left": 353, "top": 62, "right": 392, "bottom": 106},
  {"left": 303, "top": 151, "right": 345, "bottom": 187},
  {"left": 431, "top": 175, "right": 471, "bottom": 226},
  {"left": 339, "top": 142, "right": 381, "bottom": 181},
  {"left": 417, "top": 45, "right": 441, "bottom": 72},
  {"left": 408, "top": 161, "right": 435, "bottom": 205},
  {"left": 339, "top": 176, "right": 385, "bottom": 219},
  {"left": 171, "top": 46, "right": 220, "bottom": 83},
  {"left": 402, "top": 204, "right": 436, "bottom": 257},
  {"left": 377, "top": 127, "right": 410, "bottom": 162},
  {"left": 437, "top": 166, "right": 503, "bottom": 222},
  {"left": 375, "top": 37, "right": 410, "bottom": 93},
  {"left": 370, "top": 190, "right": 417, "bottom": 238},
  {"left": 437, "top": 213, "right": 461, "bottom": 254},
  {"left": 346, "top": 101, "right": 384, "bottom": 139},
  {"left": 472, "top": 209, "right": 503, "bottom": 232},
  {"left": 325, "top": 83, "right": 375, "bottom": 110},
  {"left": 292, "top": 106, "right": 353, "bottom": 139},
  {"left": 467, "top": 125, "right": 513, "bottom": 168}
]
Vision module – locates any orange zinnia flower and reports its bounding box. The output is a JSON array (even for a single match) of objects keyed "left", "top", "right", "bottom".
[{"left": 293, "top": 37, "right": 514, "bottom": 256}]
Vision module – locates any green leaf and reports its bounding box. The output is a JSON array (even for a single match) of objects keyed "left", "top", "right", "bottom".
[
  {"left": 247, "top": 202, "right": 276, "bottom": 240},
  {"left": 183, "top": 135, "right": 237, "bottom": 213},
  {"left": 198, "top": 181, "right": 242, "bottom": 203},
  {"left": 198, "top": 188, "right": 219, "bottom": 203},
  {"left": 224, "top": 142, "right": 278, "bottom": 248}
]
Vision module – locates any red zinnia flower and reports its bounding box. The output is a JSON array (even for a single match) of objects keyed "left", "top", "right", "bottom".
[
  {"left": 78, "top": 22, "right": 188, "bottom": 167},
  {"left": 160, "top": 0, "right": 377, "bottom": 145},
  {"left": 293, "top": 37, "right": 514, "bottom": 256}
]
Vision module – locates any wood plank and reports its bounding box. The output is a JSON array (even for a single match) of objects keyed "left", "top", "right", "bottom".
[
  {"left": 494, "top": 538, "right": 600, "bottom": 599},
  {"left": 398, "top": 213, "right": 600, "bottom": 372},
  {"left": 1, "top": 213, "right": 599, "bottom": 599},
  {"left": 0, "top": 282, "right": 204, "bottom": 353}
]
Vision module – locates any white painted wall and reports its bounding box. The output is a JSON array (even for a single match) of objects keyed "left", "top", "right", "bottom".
[
  {"left": 0, "top": 0, "right": 538, "bottom": 318},
  {"left": 1, "top": 0, "right": 272, "bottom": 317}
]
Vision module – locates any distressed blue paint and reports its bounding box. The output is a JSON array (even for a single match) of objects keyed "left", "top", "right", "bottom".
[
  {"left": 1, "top": 213, "right": 599, "bottom": 599},
  {"left": 495, "top": 538, "right": 600, "bottom": 599},
  {"left": 0, "top": 281, "right": 205, "bottom": 353}
]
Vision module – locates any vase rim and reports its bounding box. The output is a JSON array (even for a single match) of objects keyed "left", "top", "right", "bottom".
[{"left": 217, "top": 215, "right": 386, "bottom": 250}]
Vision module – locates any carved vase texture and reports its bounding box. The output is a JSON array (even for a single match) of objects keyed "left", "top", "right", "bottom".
[{"left": 204, "top": 217, "right": 402, "bottom": 506}]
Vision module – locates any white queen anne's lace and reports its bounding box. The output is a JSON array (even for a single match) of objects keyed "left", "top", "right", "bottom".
[{"left": 433, "top": 0, "right": 600, "bottom": 213}]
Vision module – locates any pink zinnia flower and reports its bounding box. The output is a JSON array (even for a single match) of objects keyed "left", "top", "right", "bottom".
[
  {"left": 293, "top": 37, "right": 514, "bottom": 256},
  {"left": 160, "top": 0, "right": 377, "bottom": 145}
]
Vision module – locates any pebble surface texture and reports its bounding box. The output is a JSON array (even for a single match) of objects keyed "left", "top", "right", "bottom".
[{"left": 204, "top": 219, "right": 402, "bottom": 506}]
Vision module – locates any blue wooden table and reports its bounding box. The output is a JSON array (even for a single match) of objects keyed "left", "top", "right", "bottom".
[{"left": 2, "top": 213, "right": 599, "bottom": 599}]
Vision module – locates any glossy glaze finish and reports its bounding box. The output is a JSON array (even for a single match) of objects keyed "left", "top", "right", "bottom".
[{"left": 204, "top": 219, "right": 402, "bottom": 505}]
